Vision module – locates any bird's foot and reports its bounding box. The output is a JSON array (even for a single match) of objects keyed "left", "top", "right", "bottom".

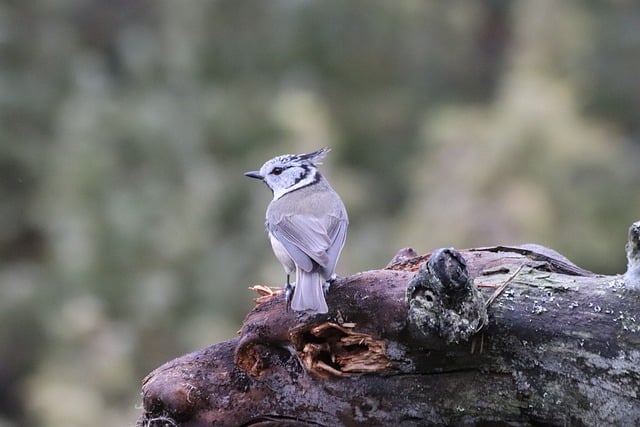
[{"left": 323, "top": 274, "right": 337, "bottom": 293}]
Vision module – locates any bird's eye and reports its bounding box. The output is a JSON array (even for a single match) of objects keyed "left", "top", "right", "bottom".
[{"left": 271, "top": 167, "right": 283, "bottom": 175}]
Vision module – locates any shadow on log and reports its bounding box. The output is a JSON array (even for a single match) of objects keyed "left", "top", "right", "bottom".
[{"left": 138, "top": 222, "right": 640, "bottom": 426}]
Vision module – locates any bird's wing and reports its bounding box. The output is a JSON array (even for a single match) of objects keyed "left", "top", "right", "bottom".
[
  {"left": 269, "top": 214, "right": 334, "bottom": 272},
  {"left": 323, "top": 214, "right": 348, "bottom": 274}
]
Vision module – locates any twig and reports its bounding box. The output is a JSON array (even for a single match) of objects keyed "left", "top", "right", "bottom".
[{"left": 484, "top": 264, "right": 525, "bottom": 308}]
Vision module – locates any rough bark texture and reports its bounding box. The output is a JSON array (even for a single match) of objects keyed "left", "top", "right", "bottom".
[{"left": 138, "top": 224, "right": 640, "bottom": 427}]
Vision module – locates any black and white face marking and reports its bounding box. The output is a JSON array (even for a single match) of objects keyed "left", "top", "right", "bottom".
[
  {"left": 245, "top": 148, "right": 329, "bottom": 200},
  {"left": 261, "top": 159, "right": 319, "bottom": 200}
]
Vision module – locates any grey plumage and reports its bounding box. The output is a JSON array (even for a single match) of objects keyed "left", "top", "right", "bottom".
[{"left": 245, "top": 148, "right": 348, "bottom": 313}]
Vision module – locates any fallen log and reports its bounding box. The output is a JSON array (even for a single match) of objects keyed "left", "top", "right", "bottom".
[{"left": 138, "top": 221, "right": 640, "bottom": 426}]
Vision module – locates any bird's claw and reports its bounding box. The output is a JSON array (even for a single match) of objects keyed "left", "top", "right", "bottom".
[{"left": 324, "top": 274, "right": 337, "bottom": 293}]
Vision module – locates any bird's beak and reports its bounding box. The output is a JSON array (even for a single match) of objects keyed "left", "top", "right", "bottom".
[{"left": 244, "top": 171, "right": 263, "bottom": 180}]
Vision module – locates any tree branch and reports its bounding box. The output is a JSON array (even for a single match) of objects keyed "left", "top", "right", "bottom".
[{"left": 138, "top": 222, "right": 640, "bottom": 427}]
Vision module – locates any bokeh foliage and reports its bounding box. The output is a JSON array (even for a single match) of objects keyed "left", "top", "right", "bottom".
[{"left": 1, "top": 1, "right": 639, "bottom": 426}]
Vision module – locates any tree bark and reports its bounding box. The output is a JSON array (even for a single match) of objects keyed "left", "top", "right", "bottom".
[{"left": 138, "top": 224, "right": 640, "bottom": 427}]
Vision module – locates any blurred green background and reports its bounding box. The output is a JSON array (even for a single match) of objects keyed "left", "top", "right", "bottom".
[{"left": 1, "top": 1, "right": 640, "bottom": 426}]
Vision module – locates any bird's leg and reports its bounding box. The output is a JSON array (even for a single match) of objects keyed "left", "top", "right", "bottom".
[{"left": 284, "top": 274, "right": 294, "bottom": 311}]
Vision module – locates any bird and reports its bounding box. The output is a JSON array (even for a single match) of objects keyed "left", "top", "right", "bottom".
[{"left": 244, "top": 147, "right": 349, "bottom": 314}]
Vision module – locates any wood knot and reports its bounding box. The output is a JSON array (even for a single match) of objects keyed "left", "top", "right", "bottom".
[
  {"left": 405, "top": 248, "right": 487, "bottom": 344},
  {"left": 625, "top": 220, "right": 640, "bottom": 289}
]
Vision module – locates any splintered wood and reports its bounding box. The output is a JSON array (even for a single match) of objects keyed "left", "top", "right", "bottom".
[
  {"left": 248, "top": 285, "right": 283, "bottom": 305},
  {"left": 297, "top": 322, "right": 392, "bottom": 377}
]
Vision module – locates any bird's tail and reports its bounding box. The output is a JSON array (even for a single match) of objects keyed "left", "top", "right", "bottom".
[{"left": 291, "top": 269, "right": 328, "bottom": 313}]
